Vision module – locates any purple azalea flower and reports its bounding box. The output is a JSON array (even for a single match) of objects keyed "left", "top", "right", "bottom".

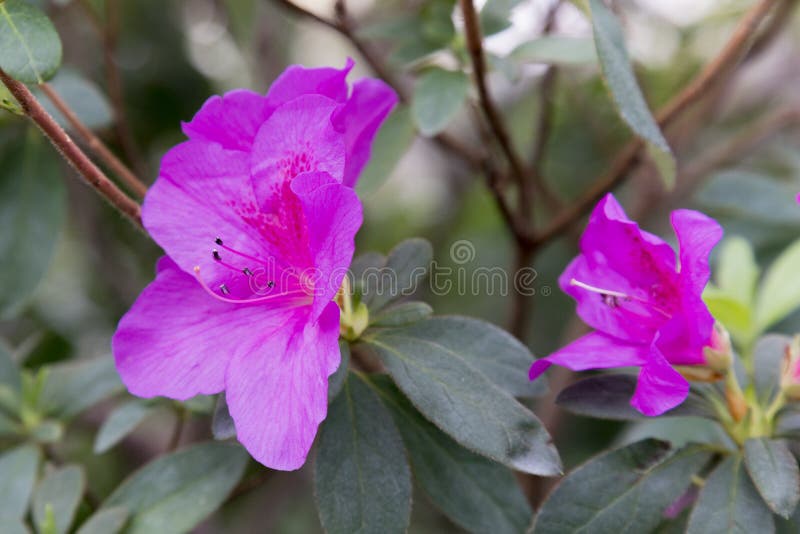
[
  {"left": 112, "top": 60, "right": 397, "bottom": 470},
  {"left": 529, "top": 194, "right": 723, "bottom": 416}
]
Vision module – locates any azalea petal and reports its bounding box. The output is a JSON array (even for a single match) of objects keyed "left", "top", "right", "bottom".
[
  {"left": 292, "top": 173, "right": 362, "bottom": 317},
  {"left": 225, "top": 301, "right": 341, "bottom": 470},
  {"left": 181, "top": 90, "right": 270, "bottom": 152},
  {"left": 332, "top": 78, "right": 398, "bottom": 187},
  {"left": 671, "top": 209, "right": 723, "bottom": 295},
  {"left": 655, "top": 305, "right": 713, "bottom": 366},
  {"left": 630, "top": 348, "right": 690, "bottom": 416},
  {"left": 529, "top": 332, "right": 649, "bottom": 380},
  {"left": 112, "top": 258, "right": 293, "bottom": 400},
  {"left": 250, "top": 94, "right": 346, "bottom": 209},
  {"left": 264, "top": 59, "right": 354, "bottom": 113}
]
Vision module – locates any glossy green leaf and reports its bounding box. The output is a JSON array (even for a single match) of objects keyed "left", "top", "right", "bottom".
[
  {"left": 369, "top": 375, "right": 532, "bottom": 534},
  {"left": 0, "top": 444, "right": 40, "bottom": 520},
  {"left": 75, "top": 507, "right": 129, "bottom": 534},
  {"left": 315, "top": 373, "right": 411, "bottom": 534},
  {"left": 362, "top": 323, "right": 561, "bottom": 476},
  {"left": 361, "top": 238, "right": 433, "bottom": 312},
  {"left": 34, "top": 69, "right": 113, "bottom": 130},
  {"left": 370, "top": 301, "right": 433, "bottom": 327},
  {"left": 32, "top": 465, "right": 85, "bottom": 534},
  {"left": 411, "top": 68, "right": 470, "bottom": 137},
  {"left": 357, "top": 106, "right": 415, "bottom": 196},
  {"left": 510, "top": 36, "right": 597, "bottom": 65},
  {"left": 744, "top": 438, "right": 800, "bottom": 518},
  {"left": 102, "top": 442, "right": 248, "bottom": 534},
  {"left": 687, "top": 454, "right": 774, "bottom": 534},
  {"left": 327, "top": 341, "right": 350, "bottom": 402},
  {"left": 716, "top": 236, "right": 759, "bottom": 306},
  {"left": 211, "top": 393, "right": 236, "bottom": 440},
  {"left": 0, "top": 0, "right": 62, "bottom": 83},
  {"left": 756, "top": 238, "right": 800, "bottom": 330},
  {"left": 556, "top": 374, "right": 715, "bottom": 420},
  {"left": 533, "top": 440, "right": 711, "bottom": 533},
  {"left": 94, "top": 400, "right": 153, "bottom": 453},
  {"left": 0, "top": 132, "right": 66, "bottom": 318},
  {"left": 588, "top": 0, "right": 675, "bottom": 187},
  {"left": 40, "top": 356, "right": 123, "bottom": 418}
]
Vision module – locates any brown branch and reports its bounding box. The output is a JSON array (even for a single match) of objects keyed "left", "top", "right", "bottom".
[
  {"left": 533, "top": 0, "right": 778, "bottom": 246},
  {"left": 40, "top": 82, "right": 148, "bottom": 198},
  {"left": 0, "top": 69, "right": 143, "bottom": 226}
]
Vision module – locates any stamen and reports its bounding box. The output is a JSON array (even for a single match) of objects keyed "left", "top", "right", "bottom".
[
  {"left": 215, "top": 240, "right": 264, "bottom": 266},
  {"left": 193, "top": 266, "right": 311, "bottom": 307},
  {"left": 242, "top": 268, "right": 253, "bottom": 276},
  {"left": 569, "top": 279, "right": 630, "bottom": 300},
  {"left": 215, "top": 237, "right": 223, "bottom": 245},
  {"left": 212, "top": 249, "right": 222, "bottom": 261},
  {"left": 569, "top": 278, "right": 671, "bottom": 318}
]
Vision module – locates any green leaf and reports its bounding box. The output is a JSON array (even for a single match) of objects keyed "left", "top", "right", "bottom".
[
  {"left": 588, "top": 0, "right": 675, "bottom": 187},
  {"left": 32, "top": 465, "right": 85, "bottom": 534},
  {"left": 361, "top": 238, "right": 433, "bottom": 312},
  {"left": 94, "top": 400, "right": 153, "bottom": 454},
  {"left": 315, "top": 373, "right": 412, "bottom": 534},
  {"left": 756, "top": 238, "right": 800, "bottom": 331},
  {"left": 0, "top": 339, "right": 21, "bottom": 392},
  {"left": 211, "top": 393, "right": 236, "bottom": 440},
  {"left": 362, "top": 323, "right": 561, "bottom": 476},
  {"left": 356, "top": 106, "right": 416, "bottom": 196},
  {"left": 687, "top": 454, "right": 774, "bottom": 533},
  {"left": 76, "top": 507, "right": 129, "bottom": 534},
  {"left": 744, "top": 438, "right": 800, "bottom": 519},
  {"left": 0, "top": 131, "right": 66, "bottom": 318},
  {"left": 703, "top": 289, "right": 754, "bottom": 348},
  {"left": 556, "top": 374, "right": 715, "bottom": 420},
  {"left": 716, "top": 236, "right": 759, "bottom": 307},
  {"left": 368, "top": 375, "right": 532, "bottom": 534},
  {"left": 411, "top": 68, "right": 470, "bottom": 137},
  {"left": 370, "top": 301, "right": 433, "bottom": 327},
  {"left": 697, "top": 171, "right": 800, "bottom": 227},
  {"left": 0, "top": 444, "right": 40, "bottom": 519},
  {"left": 34, "top": 69, "right": 113, "bottom": 130},
  {"left": 327, "top": 341, "right": 350, "bottom": 402},
  {"left": 102, "top": 442, "right": 248, "bottom": 534},
  {"left": 0, "top": 0, "right": 62, "bottom": 83},
  {"left": 40, "top": 356, "right": 123, "bottom": 418},
  {"left": 533, "top": 440, "right": 711, "bottom": 533},
  {"left": 2, "top": 518, "right": 30, "bottom": 534},
  {"left": 510, "top": 36, "right": 597, "bottom": 65},
  {"left": 753, "top": 335, "right": 791, "bottom": 404}
]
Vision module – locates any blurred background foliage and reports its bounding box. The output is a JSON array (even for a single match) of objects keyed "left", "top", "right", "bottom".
[{"left": 2, "top": 0, "right": 800, "bottom": 531}]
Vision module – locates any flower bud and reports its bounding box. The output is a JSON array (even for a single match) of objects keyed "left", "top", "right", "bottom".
[{"left": 780, "top": 336, "right": 800, "bottom": 400}]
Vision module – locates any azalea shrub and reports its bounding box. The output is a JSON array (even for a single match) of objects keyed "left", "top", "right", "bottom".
[{"left": 2, "top": 1, "right": 800, "bottom": 533}]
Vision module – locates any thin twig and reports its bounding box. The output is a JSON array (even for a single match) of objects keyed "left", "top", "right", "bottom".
[
  {"left": 533, "top": 0, "right": 777, "bottom": 246},
  {"left": 39, "top": 82, "right": 148, "bottom": 198},
  {"left": 0, "top": 69, "right": 143, "bottom": 226}
]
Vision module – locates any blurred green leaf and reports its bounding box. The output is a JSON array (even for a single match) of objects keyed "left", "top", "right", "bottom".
[
  {"left": 33, "top": 465, "right": 85, "bottom": 534},
  {"left": 744, "top": 438, "right": 800, "bottom": 518},
  {"left": 533, "top": 440, "right": 711, "bottom": 533},
  {"left": 703, "top": 289, "right": 754, "bottom": 348},
  {"left": 588, "top": 0, "right": 675, "bottom": 187},
  {"left": 34, "top": 69, "right": 113, "bottom": 130},
  {"left": 94, "top": 400, "right": 153, "bottom": 454},
  {"left": 2, "top": 518, "right": 30, "bottom": 534},
  {"left": 686, "top": 454, "right": 774, "bottom": 533},
  {"left": 30, "top": 420, "right": 64, "bottom": 443},
  {"left": 0, "top": 444, "right": 40, "bottom": 520},
  {"left": 102, "top": 442, "right": 248, "bottom": 534},
  {"left": 0, "top": 0, "right": 62, "bottom": 83},
  {"left": 370, "top": 375, "right": 532, "bottom": 534},
  {"left": 211, "top": 393, "right": 236, "bottom": 440},
  {"left": 717, "top": 236, "right": 759, "bottom": 307},
  {"left": 753, "top": 335, "right": 790, "bottom": 404},
  {"left": 357, "top": 106, "right": 415, "bottom": 196},
  {"left": 76, "top": 507, "right": 129, "bottom": 534},
  {"left": 370, "top": 301, "right": 433, "bottom": 327},
  {"left": 479, "top": 0, "right": 523, "bottom": 35},
  {"left": 327, "top": 341, "right": 350, "bottom": 403},
  {"left": 361, "top": 238, "right": 433, "bottom": 312},
  {"left": 411, "top": 68, "right": 470, "bottom": 137},
  {"left": 510, "top": 37, "right": 597, "bottom": 65},
  {"left": 315, "top": 373, "right": 411, "bottom": 534},
  {"left": 0, "top": 131, "right": 66, "bottom": 318},
  {"left": 362, "top": 320, "right": 561, "bottom": 476},
  {"left": 756, "top": 238, "right": 800, "bottom": 331},
  {"left": 0, "top": 339, "right": 21, "bottom": 393},
  {"left": 40, "top": 356, "right": 123, "bottom": 418},
  {"left": 697, "top": 171, "right": 800, "bottom": 227}
]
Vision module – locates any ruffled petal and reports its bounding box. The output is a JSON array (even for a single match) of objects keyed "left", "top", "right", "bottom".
[
  {"left": 225, "top": 301, "right": 341, "bottom": 470},
  {"left": 181, "top": 90, "right": 270, "bottom": 152},
  {"left": 332, "top": 78, "right": 398, "bottom": 187},
  {"left": 112, "top": 258, "right": 294, "bottom": 400},
  {"left": 529, "top": 332, "right": 650, "bottom": 380},
  {"left": 291, "top": 172, "right": 362, "bottom": 317},
  {"left": 264, "top": 59, "right": 354, "bottom": 113},
  {"left": 630, "top": 348, "right": 690, "bottom": 416},
  {"left": 671, "top": 209, "right": 723, "bottom": 296},
  {"left": 250, "top": 94, "right": 346, "bottom": 209},
  {"left": 655, "top": 303, "right": 714, "bottom": 366}
]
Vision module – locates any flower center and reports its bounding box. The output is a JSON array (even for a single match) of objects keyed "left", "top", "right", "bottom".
[{"left": 569, "top": 278, "right": 672, "bottom": 318}]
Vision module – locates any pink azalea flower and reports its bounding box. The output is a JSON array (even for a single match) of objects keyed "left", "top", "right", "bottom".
[
  {"left": 529, "top": 194, "right": 723, "bottom": 416},
  {"left": 112, "top": 60, "right": 397, "bottom": 470}
]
